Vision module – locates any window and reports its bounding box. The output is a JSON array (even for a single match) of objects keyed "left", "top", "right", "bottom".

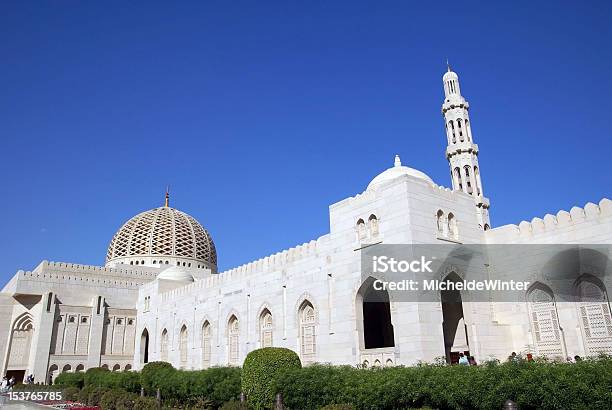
[
  {"left": 202, "top": 321, "right": 211, "bottom": 368},
  {"left": 576, "top": 278, "right": 612, "bottom": 355},
  {"left": 228, "top": 316, "right": 239, "bottom": 365},
  {"left": 369, "top": 214, "right": 379, "bottom": 237},
  {"left": 436, "top": 210, "right": 445, "bottom": 236},
  {"left": 116, "top": 318, "right": 123, "bottom": 325},
  {"left": 356, "top": 219, "right": 366, "bottom": 241},
  {"left": 179, "top": 325, "right": 188, "bottom": 366},
  {"left": 527, "top": 284, "right": 564, "bottom": 357},
  {"left": 160, "top": 329, "right": 169, "bottom": 361},
  {"left": 260, "top": 310, "right": 273, "bottom": 348},
  {"left": 81, "top": 317, "right": 88, "bottom": 324},
  {"left": 69, "top": 316, "right": 75, "bottom": 323},
  {"left": 299, "top": 301, "right": 316, "bottom": 360},
  {"left": 447, "top": 213, "right": 457, "bottom": 239}
]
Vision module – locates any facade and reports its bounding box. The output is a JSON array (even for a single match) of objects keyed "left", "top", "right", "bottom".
[{"left": 1, "top": 67, "right": 611, "bottom": 384}]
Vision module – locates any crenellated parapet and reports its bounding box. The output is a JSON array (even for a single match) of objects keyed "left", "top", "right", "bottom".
[
  {"left": 486, "top": 198, "right": 612, "bottom": 240},
  {"left": 160, "top": 238, "right": 324, "bottom": 302},
  {"left": 34, "top": 260, "right": 159, "bottom": 279}
]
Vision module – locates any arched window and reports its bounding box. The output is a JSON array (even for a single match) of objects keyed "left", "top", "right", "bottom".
[
  {"left": 260, "top": 309, "right": 273, "bottom": 348},
  {"left": 356, "top": 219, "right": 366, "bottom": 241},
  {"left": 62, "top": 364, "right": 71, "bottom": 373},
  {"left": 202, "top": 321, "right": 211, "bottom": 368},
  {"left": 457, "top": 119, "right": 464, "bottom": 142},
  {"left": 575, "top": 277, "right": 612, "bottom": 355},
  {"left": 483, "top": 224, "right": 490, "bottom": 231},
  {"left": 125, "top": 364, "right": 132, "bottom": 371},
  {"left": 454, "top": 167, "right": 462, "bottom": 191},
  {"left": 228, "top": 315, "right": 239, "bottom": 365},
  {"left": 7, "top": 313, "right": 34, "bottom": 372},
  {"left": 112, "top": 364, "right": 120, "bottom": 372},
  {"left": 464, "top": 166, "right": 472, "bottom": 194},
  {"left": 465, "top": 120, "right": 472, "bottom": 142},
  {"left": 160, "top": 329, "right": 169, "bottom": 361},
  {"left": 436, "top": 210, "right": 445, "bottom": 236},
  {"left": 474, "top": 167, "right": 482, "bottom": 195},
  {"left": 140, "top": 328, "right": 149, "bottom": 364},
  {"left": 527, "top": 284, "right": 564, "bottom": 358},
  {"left": 368, "top": 214, "right": 379, "bottom": 237},
  {"left": 179, "top": 325, "right": 188, "bottom": 367},
  {"left": 299, "top": 301, "right": 316, "bottom": 361},
  {"left": 447, "top": 213, "right": 457, "bottom": 239},
  {"left": 449, "top": 121, "right": 456, "bottom": 143},
  {"left": 75, "top": 364, "right": 84, "bottom": 372}
]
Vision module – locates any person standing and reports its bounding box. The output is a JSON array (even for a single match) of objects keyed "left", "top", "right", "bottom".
[{"left": 458, "top": 352, "right": 469, "bottom": 365}]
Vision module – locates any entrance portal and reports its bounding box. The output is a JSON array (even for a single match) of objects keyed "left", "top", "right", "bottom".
[{"left": 441, "top": 273, "right": 469, "bottom": 363}]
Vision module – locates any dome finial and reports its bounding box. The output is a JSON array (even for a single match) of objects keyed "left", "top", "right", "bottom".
[
  {"left": 394, "top": 154, "right": 401, "bottom": 167},
  {"left": 164, "top": 186, "right": 170, "bottom": 207},
  {"left": 446, "top": 58, "right": 451, "bottom": 72}
]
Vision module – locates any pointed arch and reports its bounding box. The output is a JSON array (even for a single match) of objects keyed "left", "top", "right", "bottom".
[
  {"left": 527, "top": 282, "right": 564, "bottom": 358},
  {"left": 447, "top": 213, "right": 457, "bottom": 239},
  {"left": 140, "top": 328, "right": 149, "bottom": 364},
  {"left": 259, "top": 308, "right": 273, "bottom": 348},
  {"left": 160, "top": 328, "right": 169, "bottom": 361},
  {"left": 298, "top": 300, "right": 316, "bottom": 362},
  {"left": 356, "top": 218, "right": 366, "bottom": 241},
  {"left": 436, "top": 210, "right": 445, "bottom": 236},
  {"left": 368, "top": 214, "right": 379, "bottom": 237},
  {"left": 574, "top": 275, "right": 612, "bottom": 355},
  {"left": 179, "top": 325, "right": 188, "bottom": 367},
  {"left": 356, "top": 277, "right": 395, "bottom": 350},
  {"left": 7, "top": 312, "right": 34, "bottom": 371},
  {"left": 201, "top": 320, "right": 212, "bottom": 368},
  {"left": 227, "top": 315, "right": 240, "bottom": 365}
]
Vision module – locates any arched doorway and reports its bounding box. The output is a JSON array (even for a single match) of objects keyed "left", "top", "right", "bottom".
[
  {"left": 140, "top": 328, "right": 149, "bottom": 364},
  {"left": 357, "top": 277, "right": 395, "bottom": 349},
  {"left": 441, "top": 272, "right": 469, "bottom": 363},
  {"left": 6, "top": 313, "right": 34, "bottom": 384}
]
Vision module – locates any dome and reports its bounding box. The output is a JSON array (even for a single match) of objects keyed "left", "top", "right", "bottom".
[
  {"left": 157, "top": 266, "right": 195, "bottom": 282},
  {"left": 367, "top": 155, "right": 434, "bottom": 190},
  {"left": 105, "top": 204, "right": 217, "bottom": 270}
]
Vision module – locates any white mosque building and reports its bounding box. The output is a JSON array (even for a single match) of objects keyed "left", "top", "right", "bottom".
[{"left": 1, "top": 67, "right": 611, "bottom": 384}]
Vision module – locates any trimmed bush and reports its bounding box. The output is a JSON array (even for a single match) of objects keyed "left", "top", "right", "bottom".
[
  {"left": 140, "top": 361, "right": 175, "bottom": 395},
  {"left": 220, "top": 399, "right": 249, "bottom": 410},
  {"left": 62, "top": 386, "right": 81, "bottom": 402},
  {"left": 54, "top": 371, "right": 85, "bottom": 388},
  {"left": 84, "top": 367, "right": 111, "bottom": 387},
  {"left": 275, "top": 357, "right": 612, "bottom": 410},
  {"left": 100, "top": 389, "right": 138, "bottom": 410},
  {"left": 242, "top": 347, "right": 302, "bottom": 409}
]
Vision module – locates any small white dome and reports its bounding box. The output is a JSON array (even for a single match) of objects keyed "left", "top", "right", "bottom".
[
  {"left": 367, "top": 155, "right": 434, "bottom": 190},
  {"left": 157, "top": 266, "right": 194, "bottom": 282}
]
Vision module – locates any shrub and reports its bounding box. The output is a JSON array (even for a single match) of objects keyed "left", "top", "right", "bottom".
[
  {"left": 84, "top": 367, "right": 111, "bottom": 387},
  {"left": 62, "top": 386, "right": 81, "bottom": 402},
  {"left": 54, "top": 371, "right": 85, "bottom": 388},
  {"left": 220, "top": 399, "right": 249, "bottom": 410},
  {"left": 319, "top": 405, "right": 356, "bottom": 410},
  {"left": 78, "top": 385, "right": 94, "bottom": 404},
  {"left": 133, "top": 396, "right": 158, "bottom": 410},
  {"left": 242, "top": 347, "right": 302, "bottom": 409},
  {"left": 99, "top": 389, "right": 139, "bottom": 410},
  {"left": 88, "top": 386, "right": 111, "bottom": 406},
  {"left": 140, "top": 361, "right": 175, "bottom": 395}
]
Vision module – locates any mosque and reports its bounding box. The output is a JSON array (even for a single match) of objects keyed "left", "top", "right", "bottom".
[{"left": 1, "top": 67, "right": 611, "bottom": 384}]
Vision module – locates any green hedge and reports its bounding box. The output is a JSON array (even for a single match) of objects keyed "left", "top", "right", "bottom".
[
  {"left": 242, "top": 347, "right": 302, "bottom": 409},
  {"left": 54, "top": 371, "right": 85, "bottom": 389},
  {"left": 275, "top": 358, "right": 612, "bottom": 410}
]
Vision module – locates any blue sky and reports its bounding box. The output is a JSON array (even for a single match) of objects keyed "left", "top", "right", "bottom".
[{"left": 1, "top": 1, "right": 611, "bottom": 281}]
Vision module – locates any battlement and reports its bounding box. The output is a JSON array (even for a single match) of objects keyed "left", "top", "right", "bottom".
[
  {"left": 34, "top": 260, "right": 159, "bottom": 279},
  {"left": 160, "top": 237, "right": 325, "bottom": 302},
  {"left": 487, "top": 198, "right": 612, "bottom": 240}
]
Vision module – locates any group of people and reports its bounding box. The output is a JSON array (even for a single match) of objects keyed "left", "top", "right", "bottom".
[{"left": 0, "top": 376, "right": 16, "bottom": 392}]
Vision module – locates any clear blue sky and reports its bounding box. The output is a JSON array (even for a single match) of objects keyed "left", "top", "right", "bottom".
[{"left": 1, "top": 1, "right": 611, "bottom": 282}]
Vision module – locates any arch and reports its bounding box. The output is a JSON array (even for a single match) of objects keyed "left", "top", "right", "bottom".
[
  {"left": 202, "top": 321, "right": 212, "bottom": 368},
  {"left": 483, "top": 224, "right": 490, "bottom": 231},
  {"left": 465, "top": 120, "right": 472, "bottom": 142},
  {"left": 474, "top": 166, "right": 482, "bottom": 195},
  {"left": 574, "top": 275, "right": 612, "bottom": 355},
  {"left": 140, "top": 328, "right": 149, "bottom": 364},
  {"left": 298, "top": 300, "right": 316, "bottom": 361},
  {"left": 385, "top": 358, "right": 394, "bottom": 367},
  {"left": 356, "top": 219, "right": 366, "bottom": 240},
  {"left": 101, "top": 364, "right": 109, "bottom": 370},
  {"left": 112, "top": 364, "right": 120, "bottom": 372},
  {"left": 160, "top": 329, "right": 169, "bottom": 361},
  {"left": 373, "top": 359, "right": 381, "bottom": 367},
  {"left": 179, "top": 325, "right": 188, "bottom": 367},
  {"left": 449, "top": 121, "right": 456, "bottom": 143},
  {"left": 457, "top": 118, "right": 464, "bottom": 142},
  {"left": 447, "top": 213, "right": 457, "bottom": 239},
  {"left": 454, "top": 167, "right": 462, "bottom": 191},
  {"left": 368, "top": 214, "right": 379, "bottom": 237},
  {"left": 47, "top": 364, "right": 58, "bottom": 384},
  {"left": 526, "top": 282, "right": 564, "bottom": 358},
  {"left": 75, "top": 364, "right": 84, "bottom": 372},
  {"left": 259, "top": 309, "right": 273, "bottom": 348},
  {"left": 62, "top": 364, "right": 71, "bottom": 373},
  {"left": 436, "top": 210, "right": 445, "bottom": 236},
  {"left": 463, "top": 166, "right": 472, "bottom": 194},
  {"left": 6, "top": 313, "right": 34, "bottom": 375},
  {"left": 227, "top": 315, "right": 240, "bottom": 365},
  {"left": 356, "top": 277, "right": 395, "bottom": 350},
  {"left": 441, "top": 272, "right": 469, "bottom": 363},
  {"left": 125, "top": 364, "right": 132, "bottom": 371}
]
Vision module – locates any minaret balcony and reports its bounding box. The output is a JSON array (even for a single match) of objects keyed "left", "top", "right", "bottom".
[{"left": 446, "top": 143, "right": 479, "bottom": 158}]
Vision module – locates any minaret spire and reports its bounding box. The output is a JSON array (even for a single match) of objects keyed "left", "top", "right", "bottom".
[
  {"left": 164, "top": 186, "right": 170, "bottom": 208},
  {"left": 441, "top": 66, "right": 491, "bottom": 229}
]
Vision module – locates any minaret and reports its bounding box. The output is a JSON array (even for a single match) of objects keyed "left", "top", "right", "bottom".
[{"left": 441, "top": 63, "right": 491, "bottom": 229}]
